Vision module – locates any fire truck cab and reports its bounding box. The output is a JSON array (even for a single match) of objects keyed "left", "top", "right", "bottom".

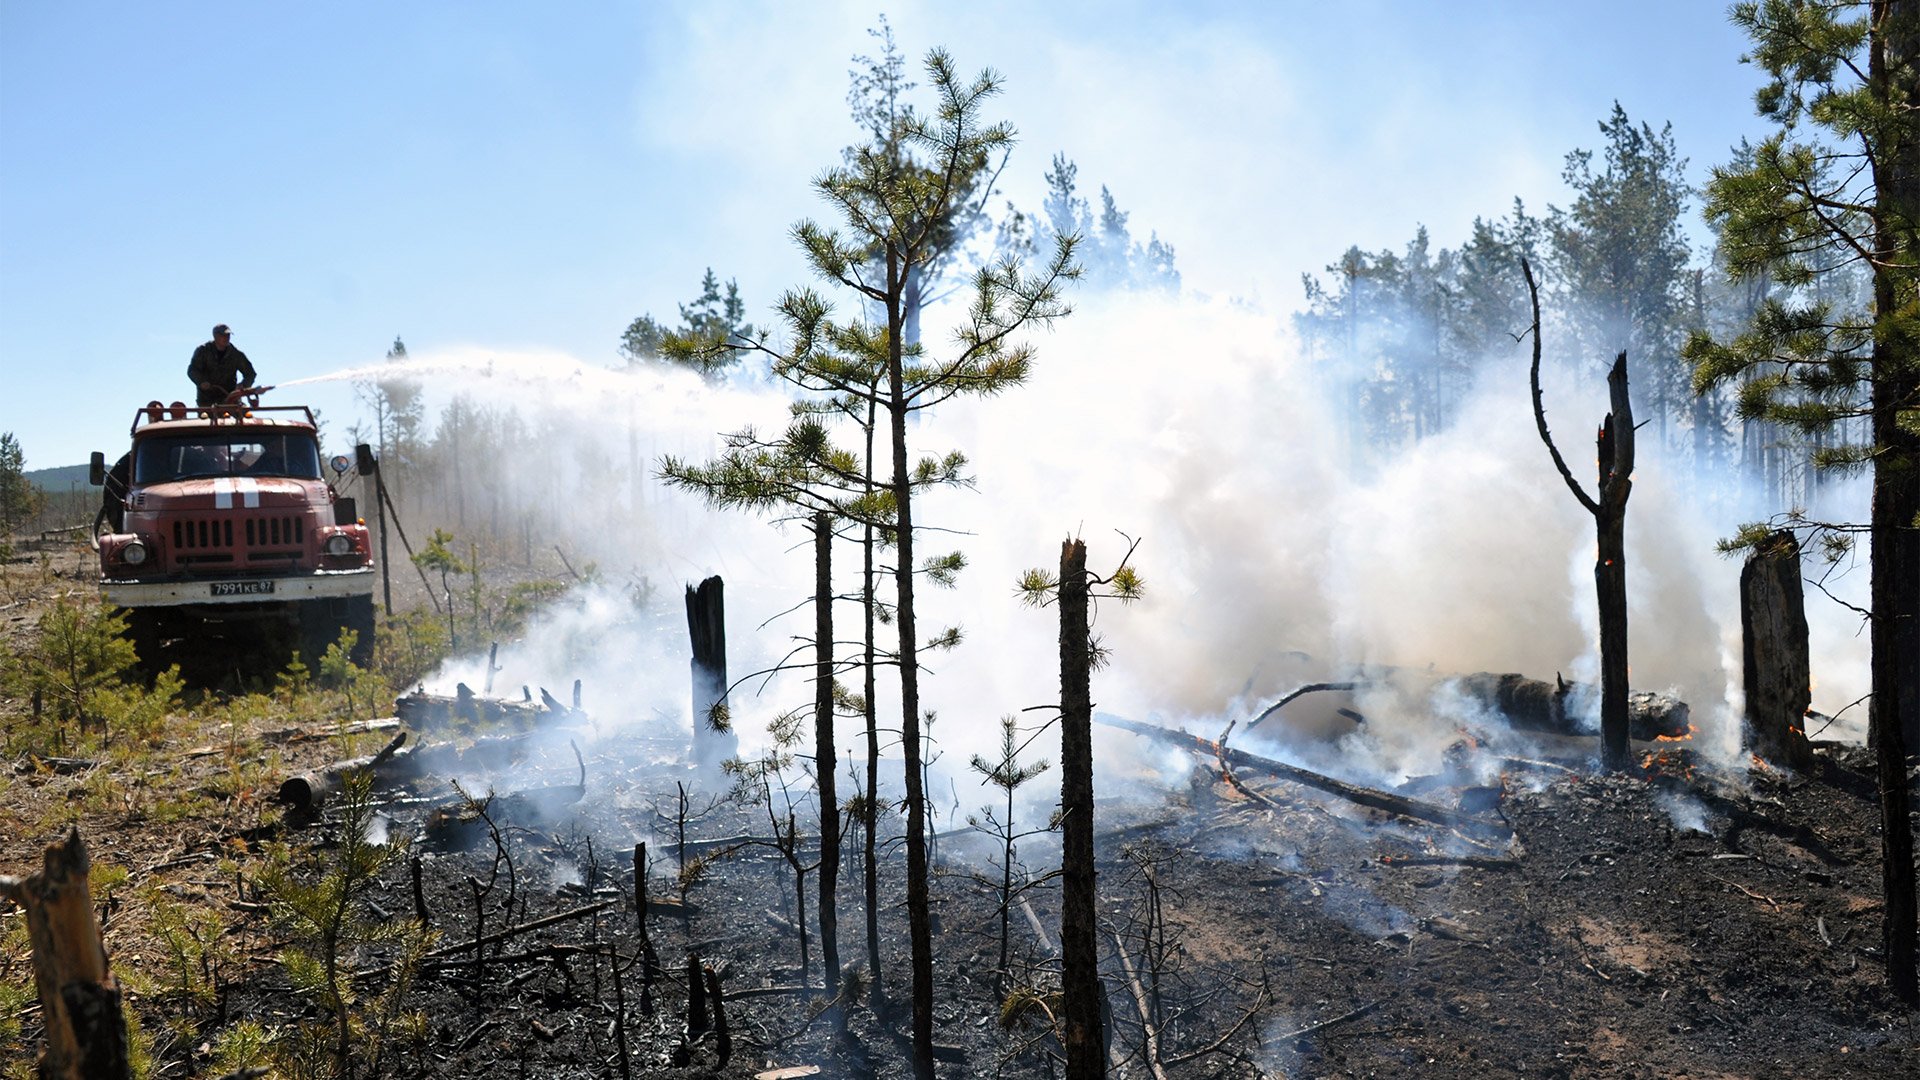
[{"left": 91, "top": 397, "right": 376, "bottom": 667}]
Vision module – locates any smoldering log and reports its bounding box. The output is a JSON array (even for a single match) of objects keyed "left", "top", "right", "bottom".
[
  {"left": 288, "top": 728, "right": 600, "bottom": 819},
  {"left": 395, "top": 684, "right": 567, "bottom": 729},
  {"left": 0, "top": 828, "right": 132, "bottom": 1080},
  {"left": 1448, "top": 672, "right": 1690, "bottom": 741},
  {"left": 277, "top": 732, "right": 415, "bottom": 813},
  {"left": 1097, "top": 714, "right": 1511, "bottom": 838}
]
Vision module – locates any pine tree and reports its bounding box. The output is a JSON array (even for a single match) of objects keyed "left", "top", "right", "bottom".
[
  {"left": 781, "top": 50, "right": 1078, "bottom": 1076},
  {"left": 966, "top": 714, "right": 1051, "bottom": 998},
  {"left": 0, "top": 432, "right": 42, "bottom": 537},
  {"left": 843, "top": 17, "right": 997, "bottom": 348},
  {"left": 1550, "top": 104, "right": 1693, "bottom": 446},
  {"left": 620, "top": 268, "right": 760, "bottom": 379},
  {"left": 356, "top": 336, "right": 422, "bottom": 503},
  {"left": 1683, "top": 0, "right": 1920, "bottom": 1001},
  {"left": 1015, "top": 153, "right": 1180, "bottom": 293}
]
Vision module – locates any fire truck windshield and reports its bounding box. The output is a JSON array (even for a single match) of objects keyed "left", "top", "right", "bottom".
[{"left": 134, "top": 434, "right": 324, "bottom": 483}]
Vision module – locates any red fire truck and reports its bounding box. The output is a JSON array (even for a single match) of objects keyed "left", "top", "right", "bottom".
[{"left": 90, "top": 392, "right": 376, "bottom": 668}]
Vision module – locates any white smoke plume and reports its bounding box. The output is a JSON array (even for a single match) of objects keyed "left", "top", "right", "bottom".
[{"left": 325, "top": 285, "right": 1870, "bottom": 805}]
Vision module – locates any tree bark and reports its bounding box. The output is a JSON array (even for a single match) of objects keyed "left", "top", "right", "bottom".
[
  {"left": 1740, "top": 531, "right": 1816, "bottom": 770},
  {"left": 1867, "top": 0, "right": 1920, "bottom": 1004},
  {"left": 886, "top": 243, "right": 936, "bottom": 1079},
  {"left": 1058, "top": 539, "right": 1105, "bottom": 1080},
  {"left": 862, "top": 455, "right": 883, "bottom": 999},
  {"left": 812, "top": 513, "right": 841, "bottom": 1006},
  {"left": 0, "top": 828, "right": 131, "bottom": 1080}
]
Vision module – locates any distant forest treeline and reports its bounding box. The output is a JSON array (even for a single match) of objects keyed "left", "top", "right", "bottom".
[{"left": 1295, "top": 102, "right": 1865, "bottom": 507}]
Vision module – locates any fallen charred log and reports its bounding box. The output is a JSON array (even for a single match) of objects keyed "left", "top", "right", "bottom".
[
  {"left": 1448, "top": 672, "right": 1689, "bottom": 741},
  {"left": 1097, "top": 715, "right": 1511, "bottom": 839},
  {"left": 1246, "top": 673, "right": 1689, "bottom": 743},
  {"left": 276, "top": 732, "right": 415, "bottom": 814}
]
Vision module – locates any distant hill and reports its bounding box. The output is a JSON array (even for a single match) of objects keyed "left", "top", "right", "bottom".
[{"left": 26, "top": 464, "right": 100, "bottom": 492}]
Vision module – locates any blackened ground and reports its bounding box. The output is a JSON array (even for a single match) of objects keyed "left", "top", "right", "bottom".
[{"left": 193, "top": 730, "right": 1918, "bottom": 1079}]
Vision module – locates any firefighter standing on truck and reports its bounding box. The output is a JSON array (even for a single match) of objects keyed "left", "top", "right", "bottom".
[{"left": 188, "top": 323, "right": 257, "bottom": 407}]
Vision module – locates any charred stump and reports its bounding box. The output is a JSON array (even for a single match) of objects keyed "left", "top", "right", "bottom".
[
  {"left": 1058, "top": 538, "right": 1105, "bottom": 1080},
  {"left": 686, "top": 951, "right": 709, "bottom": 1035},
  {"left": 685, "top": 575, "right": 738, "bottom": 769},
  {"left": 1741, "top": 531, "right": 1815, "bottom": 770},
  {"left": 0, "top": 828, "right": 131, "bottom": 1080}
]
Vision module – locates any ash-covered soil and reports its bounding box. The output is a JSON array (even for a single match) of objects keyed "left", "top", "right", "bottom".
[
  {"left": 181, "top": 720, "right": 1918, "bottom": 1079},
  {"left": 2, "top": 540, "right": 1914, "bottom": 1080}
]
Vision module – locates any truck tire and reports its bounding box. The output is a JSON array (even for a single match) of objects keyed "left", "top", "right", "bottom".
[
  {"left": 296, "top": 597, "right": 377, "bottom": 668},
  {"left": 346, "top": 595, "right": 376, "bottom": 666},
  {"left": 120, "top": 607, "right": 165, "bottom": 672}
]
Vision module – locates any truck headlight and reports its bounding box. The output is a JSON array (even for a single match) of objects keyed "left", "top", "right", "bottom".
[
  {"left": 325, "top": 534, "right": 353, "bottom": 556},
  {"left": 122, "top": 540, "right": 148, "bottom": 566}
]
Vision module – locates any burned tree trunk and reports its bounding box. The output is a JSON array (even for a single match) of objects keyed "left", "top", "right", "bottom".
[
  {"left": 1524, "top": 258, "right": 1635, "bottom": 771},
  {"left": 1869, "top": 5, "right": 1919, "bottom": 1003},
  {"left": 812, "top": 513, "right": 841, "bottom": 1006},
  {"left": 1594, "top": 388, "right": 1634, "bottom": 772},
  {"left": 0, "top": 828, "right": 131, "bottom": 1080},
  {"left": 1741, "top": 531, "right": 1815, "bottom": 770},
  {"left": 861, "top": 511, "right": 884, "bottom": 1000},
  {"left": 685, "top": 575, "right": 737, "bottom": 769},
  {"left": 1058, "top": 538, "right": 1105, "bottom": 1080}
]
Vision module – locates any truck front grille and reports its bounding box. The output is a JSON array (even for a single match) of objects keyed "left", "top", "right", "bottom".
[
  {"left": 170, "top": 516, "right": 304, "bottom": 551},
  {"left": 173, "top": 519, "right": 234, "bottom": 549},
  {"left": 243, "top": 517, "right": 304, "bottom": 546}
]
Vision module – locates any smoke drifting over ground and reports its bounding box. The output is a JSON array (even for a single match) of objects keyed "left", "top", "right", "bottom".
[{"left": 327, "top": 285, "right": 1871, "bottom": 805}]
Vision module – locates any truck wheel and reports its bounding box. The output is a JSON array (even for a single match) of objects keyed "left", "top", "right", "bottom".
[
  {"left": 295, "top": 601, "right": 337, "bottom": 668},
  {"left": 120, "top": 608, "right": 165, "bottom": 673},
  {"left": 346, "top": 596, "right": 376, "bottom": 666}
]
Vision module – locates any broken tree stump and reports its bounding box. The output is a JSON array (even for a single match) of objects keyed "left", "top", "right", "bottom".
[
  {"left": 687, "top": 951, "right": 710, "bottom": 1035},
  {"left": 1742, "top": 530, "right": 1815, "bottom": 770},
  {"left": 686, "top": 575, "right": 738, "bottom": 769},
  {"left": 0, "top": 828, "right": 131, "bottom": 1080}
]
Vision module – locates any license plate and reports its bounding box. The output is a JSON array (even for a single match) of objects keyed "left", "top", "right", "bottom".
[{"left": 211, "top": 580, "right": 275, "bottom": 597}]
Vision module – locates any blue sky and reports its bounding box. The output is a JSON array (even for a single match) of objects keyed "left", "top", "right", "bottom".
[{"left": 3, "top": 1, "right": 1769, "bottom": 468}]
